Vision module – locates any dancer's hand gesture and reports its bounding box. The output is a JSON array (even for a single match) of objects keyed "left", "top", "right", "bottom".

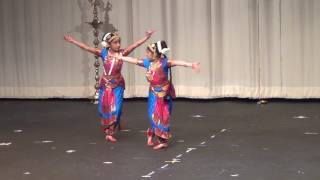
[
  {"left": 192, "top": 62, "right": 200, "bottom": 72},
  {"left": 64, "top": 35, "right": 75, "bottom": 43},
  {"left": 145, "top": 30, "right": 155, "bottom": 38}
]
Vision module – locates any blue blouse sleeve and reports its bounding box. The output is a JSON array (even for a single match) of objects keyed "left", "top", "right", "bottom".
[
  {"left": 162, "top": 56, "right": 168, "bottom": 68},
  {"left": 143, "top": 58, "right": 151, "bottom": 69},
  {"left": 162, "top": 57, "right": 169, "bottom": 75},
  {"left": 100, "top": 48, "right": 108, "bottom": 63}
]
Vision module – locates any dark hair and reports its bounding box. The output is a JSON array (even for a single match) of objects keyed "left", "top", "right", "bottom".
[{"left": 155, "top": 41, "right": 169, "bottom": 57}]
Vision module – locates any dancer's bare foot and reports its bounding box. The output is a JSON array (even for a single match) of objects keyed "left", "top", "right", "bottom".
[
  {"left": 106, "top": 135, "right": 117, "bottom": 142},
  {"left": 153, "top": 143, "right": 168, "bottom": 150},
  {"left": 153, "top": 139, "right": 161, "bottom": 146},
  {"left": 147, "top": 137, "right": 154, "bottom": 146}
]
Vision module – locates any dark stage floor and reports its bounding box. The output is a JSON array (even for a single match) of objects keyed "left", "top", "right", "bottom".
[{"left": 0, "top": 99, "right": 320, "bottom": 180}]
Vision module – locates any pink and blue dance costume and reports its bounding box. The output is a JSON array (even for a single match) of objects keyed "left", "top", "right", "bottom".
[
  {"left": 139, "top": 56, "right": 176, "bottom": 144},
  {"left": 98, "top": 48, "right": 126, "bottom": 136},
  {"left": 64, "top": 31, "right": 155, "bottom": 141},
  {"left": 118, "top": 40, "right": 199, "bottom": 148},
  {"left": 98, "top": 32, "right": 154, "bottom": 140}
]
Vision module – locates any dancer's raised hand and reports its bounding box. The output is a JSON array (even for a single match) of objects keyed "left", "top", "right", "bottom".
[
  {"left": 145, "top": 30, "right": 155, "bottom": 38},
  {"left": 192, "top": 62, "right": 200, "bottom": 72},
  {"left": 64, "top": 35, "right": 75, "bottom": 43}
]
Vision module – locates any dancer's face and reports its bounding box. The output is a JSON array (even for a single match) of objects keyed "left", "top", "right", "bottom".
[
  {"left": 109, "top": 39, "right": 121, "bottom": 52},
  {"left": 145, "top": 49, "right": 155, "bottom": 61}
]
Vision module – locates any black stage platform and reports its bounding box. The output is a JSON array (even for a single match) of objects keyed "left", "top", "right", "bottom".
[{"left": 0, "top": 99, "right": 319, "bottom": 180}]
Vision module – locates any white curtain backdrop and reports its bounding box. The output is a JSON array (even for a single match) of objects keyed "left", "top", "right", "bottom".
[{"left": 0, "top": 0, "right": 319, "bottom": 99}]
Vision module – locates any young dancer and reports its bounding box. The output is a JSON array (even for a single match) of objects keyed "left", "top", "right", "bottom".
[
  {"left": 114, "top": 40, "right": 200, "bottom": 149},
  {"left": 64, "top": 30, "right": 155, "bottom": 142}
]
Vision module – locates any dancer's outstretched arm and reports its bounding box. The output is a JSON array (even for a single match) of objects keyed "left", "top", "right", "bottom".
[
  {"left": 122, "top": 30, "right": 155, "bottom": 56},
  {"left": 117, "top": 56, "right": 144, "bottom": 66},
  {"left": 64, "top": 35, "right": 101, "bottom": 56},
  {"left": 168, "top": 60, "right": 200, "bottom": 72}
]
